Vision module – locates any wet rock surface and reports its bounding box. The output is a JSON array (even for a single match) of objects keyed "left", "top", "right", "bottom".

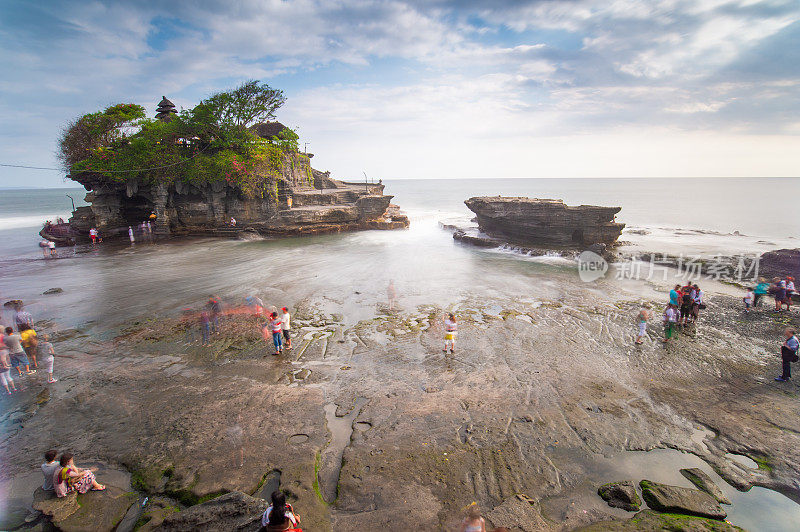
[
  {"left": 598, "top": 480, "right": 641, "bottom": 511},
  {"left": 681, "top": 467, "right": 731, "bottom": 505},
  {"left": 156, "top": 491, "right": 267, "bottom": 531},
  {"left": 640, "top": 480, "right": 727, "bottom": 519},
  {"left": 576, "top": 509, "right": 746, "bottom": 531},
  {"left": 2, "top": 290, "right": 799, "bottom": 530},
  {"left": 759, "top": 248, "right": 800, "bottom": 281},
  {"left": 32, "top": 486, "right": 137, "bottom": 532}
]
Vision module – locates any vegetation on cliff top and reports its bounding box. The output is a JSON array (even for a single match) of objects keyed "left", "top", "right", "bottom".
[{"left": 58, "top": 80, "right": 303, "bottom": 198}]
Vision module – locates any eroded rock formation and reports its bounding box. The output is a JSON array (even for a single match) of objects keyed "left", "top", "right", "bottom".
[
  {"left": 64, "top": 152, "right": 407, "bottom": 241},
  {"left": 463, "top": 196, "right": 624, "bottom": 248}
]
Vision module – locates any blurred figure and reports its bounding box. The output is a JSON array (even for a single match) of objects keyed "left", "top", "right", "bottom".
[
  {"left": 0, "top": 330, "right": 17, "bottom": 394},
  {"left": 48, "top": 240, "right": 57, "bottom": 257},
  {"left": 635, "top": 303, "right": 650, "bottom": 344},
  {"left": 207, "top": 296, "right": 221, "bottom": 334},
  {"left": 662, "top": 304, "right": 678, "bottom": 343},
  {"left": 39, "top": 333, "right": 57, "bottom": 383},
  {"left": 743, "top": 288, "right": 754, "bottom": 313},
  {"left": 225, "top": 415, "right": 245, "bottom": 468},
  {"left": 245, "top": 296, "right": 265, "bottom": 316},
  {"left": 13, "top": 303, "right": 33, "bottom": 331},
  {"left": 387, "top": 280, "right": 397, "bottom": 311},
  {"left": 89, "top": 227, "right": 98, "bottom": 244},
  {"left": 754, "top": 278, "right": 769, "bottom": 307},
  {"left": 200, "top": 310, "right": 211, "bottom": 346},
  {"left": 128, "top": 226, "right": 135, "bottom": 244},
  {"left": 460, "top": 503, "right": 486, "bottom": 532}
]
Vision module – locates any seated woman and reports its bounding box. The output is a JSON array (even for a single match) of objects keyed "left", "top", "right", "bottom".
[
  {"left": 56, "top": 452, "right": 105, "bottom": 496},
  {"left": 260, "top": 491, "right": 300, "bottom": 531}
]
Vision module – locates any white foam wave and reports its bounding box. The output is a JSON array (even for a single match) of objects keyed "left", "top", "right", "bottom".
[{"left": 0, "top": 214, "right": 68, "bottom": 230}]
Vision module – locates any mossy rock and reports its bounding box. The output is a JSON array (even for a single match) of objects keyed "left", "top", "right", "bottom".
[
  {"left": 55, "top": 487, "right": 137, "bottom": 532},
  {"left": 598, "top": 480, "right": 641, "bottom": 511},
  {"left": 575, "top": 509, "right": 745, "bottom": 531}
]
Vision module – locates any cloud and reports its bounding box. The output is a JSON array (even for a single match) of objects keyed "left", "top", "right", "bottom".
[{"left": 0, "top": 0, "right": 799, "bottom": 186}]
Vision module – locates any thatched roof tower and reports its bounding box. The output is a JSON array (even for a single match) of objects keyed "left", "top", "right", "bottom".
[{"left": 156, "top": 96, "right": 177, "bottom": 122}]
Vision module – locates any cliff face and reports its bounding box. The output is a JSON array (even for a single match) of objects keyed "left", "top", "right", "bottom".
[
  {"left": 464, "top": 196, "right": 625, "bottom": 248},
  {"left": 67, "top": 152, "right": 407, "bottom": 239}
]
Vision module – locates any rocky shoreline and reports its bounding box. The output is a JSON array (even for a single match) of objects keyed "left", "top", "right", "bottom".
[{"left": 2, "top": 285, "right": 799, "bottom": 530}]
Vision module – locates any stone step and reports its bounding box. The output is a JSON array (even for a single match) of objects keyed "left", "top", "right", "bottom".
[{"left": 278, "top": 204, "right": 360, "bottom": 224}]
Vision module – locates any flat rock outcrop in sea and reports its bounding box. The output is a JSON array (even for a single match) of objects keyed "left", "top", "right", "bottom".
[{"left": 463, "top": 196, "right": 625, "bottom": 248}]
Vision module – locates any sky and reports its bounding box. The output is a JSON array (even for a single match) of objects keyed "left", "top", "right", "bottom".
[{"left": 0, "top": 0, "right": 799, "bottom": 187}]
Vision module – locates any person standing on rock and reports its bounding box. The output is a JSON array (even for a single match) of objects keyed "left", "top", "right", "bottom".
[
  {"left": 0, "top": 331, "right": 17, "bottom": 394},
  {"left": 743, "top": 288, "right": 754, "bottom": 313},
  {"left": 39, "top": 333, "right": 57, "bottom": 383},
  {"left": 4, "top": 326, "right": 34, "bottom": 376},
  {"left": 19, "top": 324, "right": 38, "bottom": 369},
  {"left": 128, "top": 225, "right": 135, "bottom": 244},
  {"left": 443, "top": 313, "right": 457, "bottom": 354},
  {"left": 754, "top": 278, "right": 769, "bottom": 308},
  {"left": 89, "top": 227, "right": 98, "bottom": 244},
  {"left": 281, "top": 307, "right": 293, "bottom": 349},
  {"left": 679, "top": 285, "right": 693, "bottom": 326},
  {"left": 662, "top": 304, "right": 678, "bottom": 343},
  {"left": 775, "top": 327, "right": 799, "bottom": 382},
  {"left": 669, "top": 284, "right": 681, "bottom": 307},
  {"left": 773, "top": 278, "right": 787, "bottom": 311},
  {"left": 691, "top": 284, "right": 704, "bottom": 322},
  {"left": 635, "top": 303, "right": 650, "bottom": 344},
  {"left": 786, "top": 277, "right": 795, "bottom": 309},
  {"left": 267, "top": 312, "right": 284, "bottom": 355}
]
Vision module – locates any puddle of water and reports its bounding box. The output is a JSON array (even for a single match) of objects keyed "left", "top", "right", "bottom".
[
  {"left": 318, "top": 397, "right": 368, "bottom": 503},
  {"left": 725, "top": 453, "right": 759, "bottom": 470},
  {"left": 542, "top": 447, "right": 800, "bottom": 532},
  {"left": 288, "top": 434, "right": 309, "bottom": 444},
  {"left": 259, "top": 470, "right": 282, "bottom": 500}
]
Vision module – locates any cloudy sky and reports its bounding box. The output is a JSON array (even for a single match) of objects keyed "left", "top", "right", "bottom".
[{"left": 1, "top": 0, "right": 799, "bottom": 187}]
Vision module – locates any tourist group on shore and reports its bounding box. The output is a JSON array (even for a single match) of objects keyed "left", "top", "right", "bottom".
[
  {"left": 1, "top": 302, "right": 57, "bottom": 394},
  {"left": 181, "top": 295, "right": 294, "bottom": 356},
  {"left": 634, "top": 275, "right": 799, "bottom": 383}
]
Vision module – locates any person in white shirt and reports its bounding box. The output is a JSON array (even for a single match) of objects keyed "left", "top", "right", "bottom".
[
  {"left": 281, "top": 307, "right": 292, "bottom": 349},
  {"left": 41, "top": 450, "right": 60, "bottom": 490},
  {"left": 663, "top": 304, "right": 678, "bottom": 343}
]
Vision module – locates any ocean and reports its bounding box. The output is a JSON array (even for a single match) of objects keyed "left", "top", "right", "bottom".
[{"left": 0, "top": 178, "right": 797, "bottom": 331}]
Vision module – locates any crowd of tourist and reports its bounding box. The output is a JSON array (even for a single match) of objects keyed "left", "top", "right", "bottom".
[
  {"left": 180, "top": 296, "right": 295, "bottom": 356},
  {"left": 1, "top": 302, "right": 57, "bottom": 394}
]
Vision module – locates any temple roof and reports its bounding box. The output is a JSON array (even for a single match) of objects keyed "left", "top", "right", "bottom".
[{"left": 157, "top": 96, "right": 176, "bottom": 109}]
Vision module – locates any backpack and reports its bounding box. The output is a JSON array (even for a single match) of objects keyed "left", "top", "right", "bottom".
[{"left": 53, "top": 467, "right": 68, "bottom": 498}]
